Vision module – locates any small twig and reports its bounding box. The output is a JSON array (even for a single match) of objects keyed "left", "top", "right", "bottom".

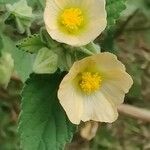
[{"left": 118, "top": 104, "right": 150, "bottom": 122}]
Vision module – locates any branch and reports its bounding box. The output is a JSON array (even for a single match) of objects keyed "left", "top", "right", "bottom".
[{"left": 118, "top": 104, "right": 150, "bottom": 122}]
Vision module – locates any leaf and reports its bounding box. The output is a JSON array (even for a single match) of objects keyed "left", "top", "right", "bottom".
[
  {"left": 6, "top": 0, "right": 33, "bottom": 19},
  {"left": 19, "top": 73, "right": 76, "bottom": 150},
  {"left": 2, "top": 35, "right": 34, "bottom": 82},
  {"left": 106, "top": 0, "right": 126, "bottom": 28},
  {"left": 100, "top": 29, "right": 116, "bottom": 51},
  {"left": 17, "top": 34, "right": 45, "bottom": 53},
  {"left": 33, "top": 47, "right": 58, "bottom": 74},
  {"left": 99, "top": 0, "right": 126, "bottom": 51},
  {"left": 6, "top": 0, "right": 33, "bottom": 33}
]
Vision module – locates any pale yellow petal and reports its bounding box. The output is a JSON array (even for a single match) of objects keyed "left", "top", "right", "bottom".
[
  {"left": 101, "top": 70, "right": 133, "bottom": 105},
  {"left": 104, "top": 70, "right": 133, "bottom": 93},
  {"left": 79, "top": 0, "right": 107, "bottom": 43},
  {"left": 69, "top": 52, "right": 126, "bottom": 72},
  {"left": 46, "top": 26, "right": 81, "bottom": 46},
  {"left": 92, "top": 52, "right": 126, "bottom": 72},
  {"left": 74, "top": 17, "right": 106, "bottom": 46},
  {"left": 69, "top": 0, "right": 107, "bottom": 46},
  {"left": 44, "top": 0, "right": 59, "bottom": 30},
  {"left": 81, "top": 91, "right": 118, "bottom": 123},
  {"left": 58, "top": 80, "right": 83, "bottom": 124},
  {"left": 63, "top": 52, "right": 127, "bottom": 79},
  {"left": 54, "top": 0, "right": 70, "bottom": 9}
]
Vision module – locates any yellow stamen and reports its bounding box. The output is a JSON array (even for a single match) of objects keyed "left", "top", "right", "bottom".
[
  {"left": 61, "top": 7, "right": 83, "bottom": 32},
  {"left": 80, "top": 72, "right": 102, "bottom": 94}
]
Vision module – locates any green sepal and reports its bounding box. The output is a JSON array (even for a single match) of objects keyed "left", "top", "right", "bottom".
[
  {"left": 81, "top": 42, "right": 101, "bottom": 55},
  {"left": 33, "top": 47, "right": 58, "bottom": 74},
  {"left": 40, "top": 28, "right": 59, "bottom": 49}
]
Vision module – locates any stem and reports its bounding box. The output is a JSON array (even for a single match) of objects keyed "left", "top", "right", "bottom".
[
  {"left": 65, "top": 53, "right": 73, "bottom": 70},
  {"left": 79, "top": 47, "right": 95, "bottom": 56},
  {"left": 118, "top": 104, "right": 150, "bottom": 122},
  {"left": 26, "top": 27, "right": 31, "bottom": 36}
]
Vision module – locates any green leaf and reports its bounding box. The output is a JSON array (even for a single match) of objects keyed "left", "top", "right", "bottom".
[
  {"left": 17, "top": 34, "right": 45, "bottom": 53},
  {"left": 100, "top": 29, "right": 116, "bottom": 51},
  {"left": 6, "top": 0, "right": 33, "bottom": 19},
  {"left": 33, "top": 47, "right": 58, "bottom": 74},
  {"left": 19, "top": 73, "right": 76, "bottom": 150},
  {"left": 2, "top": 35, "right": 34, "bottom": 82},
  {"left": 99, "top": 0, "right": 126, "bottom": 51},
  {"left": 6, "top": 0, "right": 33, "bottom": 34},
  {"left": 106, "top": 0, "right": 126, "bottom": 28}
]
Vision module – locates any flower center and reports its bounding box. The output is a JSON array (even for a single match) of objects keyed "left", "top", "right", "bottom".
[
  {"left": 61, "top": 7, "right": 84, "bottom": 32},
  {"left": 80, "top": 72, "right": 102, "bottom": 94}
]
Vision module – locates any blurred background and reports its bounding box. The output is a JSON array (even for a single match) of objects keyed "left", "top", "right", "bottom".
[{"left": 0, "top": 0, "right": 150, "bottom": 149}]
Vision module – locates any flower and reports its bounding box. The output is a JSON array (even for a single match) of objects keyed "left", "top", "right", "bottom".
[
  {"left": 58, "top": 53, "right": 133, "bottom": 124},
  {"left": 44, "top": 0, "right": 107, "bottom": 46}
]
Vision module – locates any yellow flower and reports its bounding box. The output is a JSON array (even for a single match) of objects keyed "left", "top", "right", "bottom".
[
  {"left": 58, "top": 53, "right": 133, "bottom": 124},
  {"left": 44, "top": 0, "right": 107, "bottom": 46}
]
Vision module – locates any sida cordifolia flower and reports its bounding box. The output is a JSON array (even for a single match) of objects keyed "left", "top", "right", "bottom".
[
  {"left": 44, "top": 0, "right": 107, "bottom": 46},
  {"left": 58, "top": 53, "right": 133, "bottom": 124}
]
